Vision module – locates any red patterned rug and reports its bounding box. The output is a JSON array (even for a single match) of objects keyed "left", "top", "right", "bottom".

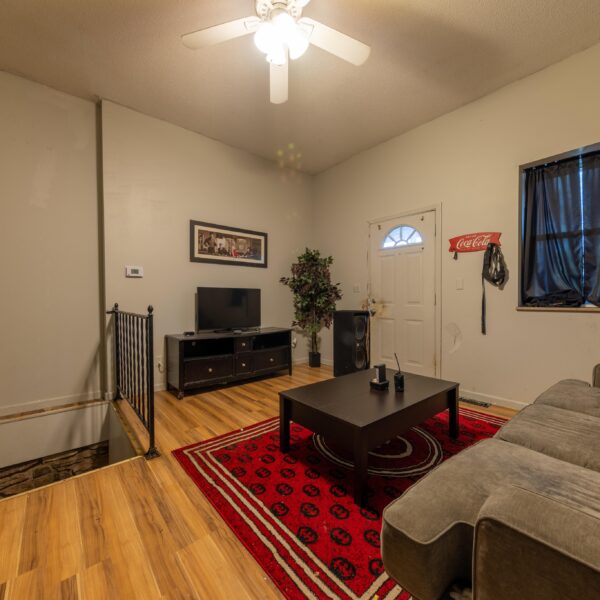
[{"left": 173, "top": 407, "right": 505, "bottom": 599}]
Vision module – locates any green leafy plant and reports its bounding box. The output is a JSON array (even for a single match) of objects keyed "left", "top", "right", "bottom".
[{"left": 280, "top": 248, "right": 342, "bottom": 354}]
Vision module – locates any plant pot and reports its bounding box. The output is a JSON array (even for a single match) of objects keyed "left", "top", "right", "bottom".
[{"left": 308, "top": 352, "right": 321, "bottom": 368}]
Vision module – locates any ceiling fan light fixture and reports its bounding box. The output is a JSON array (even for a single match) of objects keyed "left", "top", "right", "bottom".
[
  {"left": 266, "top": 44, "right": 287, "bottom": 65},
  {"left": 182, "top": 0, "right": 370, "bottom": 104},
  {"left": 254, "top": 7, "right": 309, "bottom": 63},
  {"left": 285, "top": 23, "right": 309, "bottom": 59},
  {"left": 272, "top": 10, "right": 307, "bottom": 58},
  {"left": 288, "top": 35, "right": 308, "bottom": 60},
  {"left": 271, "top": 9, "right": 295, "bottom": 29},
  {"left": 254, "top": 21, "right": 279, "bottom": 55}
]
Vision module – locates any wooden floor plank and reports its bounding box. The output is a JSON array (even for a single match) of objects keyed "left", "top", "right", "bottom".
[
  {"left": 146, "top": 456, "right": 214, "bottom": 541},
  {"left": 17, "top": 480, "right": 84, "bottom": 585},
  {"left": 5, "top": 569, "right": 45, "bottom": 600},
  {"left": 114, "top": 460, "right": 196, "bottom": 600},
  {"left": 74, "top": 470, "right": 113, "bottom": 569},
  {"left": 82, "top": 467, "right": 162, "bottom": 600},
  {"left": 59, "top": 575, "right": 79, "bottom": 600},
  {"left": 0, "top": 365, "right": 517, "bottom": 599},
  {"left": 0, "top": 496, "right": 26, "bottom": 583},
  {"left": 79, "top": 561, "right": 118, "bottom": 600},
  {"left": 459, "top": 402, "right": 517, "bottom": 419}
]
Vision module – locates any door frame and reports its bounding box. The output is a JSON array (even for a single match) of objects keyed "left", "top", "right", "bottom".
[{"left": 367, "top": 204, "right": 442, "bottom": 378}]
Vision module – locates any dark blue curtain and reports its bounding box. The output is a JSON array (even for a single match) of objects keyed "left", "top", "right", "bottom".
[
  {"left": 582, "top": 153, "right": 600, "bottom": 305},
  {"left": 522, "top": 160, "right": 584, "bottom": 306}
]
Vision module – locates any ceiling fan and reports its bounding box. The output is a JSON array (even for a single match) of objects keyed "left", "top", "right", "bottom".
[{"left": 181, "top": 0, "right": 371, "bottom": 104}]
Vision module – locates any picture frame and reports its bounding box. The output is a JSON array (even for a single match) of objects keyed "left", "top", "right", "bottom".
[{"left": 189, "top": 220, "right": 268, "bottom": 268}]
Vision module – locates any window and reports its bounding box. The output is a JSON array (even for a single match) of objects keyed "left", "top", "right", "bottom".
[
  {"left": 520, "top": 144, "right": 600, "bottom": 307},
  {"left": 382, "top": 225, "right": 423, "bottom": 249}
]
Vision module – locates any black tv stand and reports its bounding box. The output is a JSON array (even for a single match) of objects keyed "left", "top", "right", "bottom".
[
  {"left": 166, "top": 327, "right": 292, "bottom": 399},
  {"left": 212, "top": 327, "right": 260, "bottom": 334}
]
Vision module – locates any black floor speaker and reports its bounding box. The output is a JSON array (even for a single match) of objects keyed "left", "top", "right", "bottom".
[{"left": 333, "top": 310, "right": 370, "bottom": 377}]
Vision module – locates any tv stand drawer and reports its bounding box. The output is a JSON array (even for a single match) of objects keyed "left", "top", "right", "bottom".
[
  {"left": 234, "top": 338, "right": 252, "bottom": 353},
  {"left": 184, "top": 356, "right": 233, "bottom": 384},
  {"left": 253, "top": 348, "right": 288, "bottom": 372},
  {"left": 235, "top": 355, "right": 253, "bottom": 375}
]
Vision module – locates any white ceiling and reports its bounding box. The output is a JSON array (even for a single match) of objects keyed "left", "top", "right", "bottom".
[{"left": 1, "top": 0, "right": 600, "bottom": 173}]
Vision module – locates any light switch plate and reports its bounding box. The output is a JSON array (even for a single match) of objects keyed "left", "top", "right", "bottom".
[
  {"left": 456, "top": 278, "right": 464, "bottom": 290},
  {"left": 125, "top": 265, "right": 144, "bottom": 278}
]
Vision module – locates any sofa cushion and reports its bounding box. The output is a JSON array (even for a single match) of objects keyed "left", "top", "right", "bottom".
[
  {"left": 495, "top": 404, "right": 600, "bottom": 471},
  {"left": 535, "top": 379, "right": 600, "bottom": 418},
  {"left": 473, "top": 486, "right": 600, "bottom": 600},
  {"left": 381, "top": 438, "right": 600, "bottom": 600}
]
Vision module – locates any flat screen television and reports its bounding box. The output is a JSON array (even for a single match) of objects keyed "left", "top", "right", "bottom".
[{"left": 196, "top": 287, "right": 261, "bottom": 331}]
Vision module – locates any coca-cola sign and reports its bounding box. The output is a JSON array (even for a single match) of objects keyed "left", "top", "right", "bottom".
[{"left": 449, "top": 232, "right": 501, "bottom": 253}]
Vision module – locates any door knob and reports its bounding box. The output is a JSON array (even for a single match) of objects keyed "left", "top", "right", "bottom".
[
  {"left": 269, "top": 357, "right": 274, "bottom": 363},
  {"left": 208, "top": 367, "right": 213, "bottom": 373}
]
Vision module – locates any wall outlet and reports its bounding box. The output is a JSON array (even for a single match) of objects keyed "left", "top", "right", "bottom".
[
  {"left": 353, "top": 284, "right": 360, "bottom": 293},
  {"left": 291, "top": 337, "right": 297, "bottom": 349},
  {"left": 157, "top": 357, "right": 164, "bottom": 373}
]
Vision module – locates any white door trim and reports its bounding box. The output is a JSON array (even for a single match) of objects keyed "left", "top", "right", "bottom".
[{"left": 367, "top": 203, "right": 442, "bottom": 378}]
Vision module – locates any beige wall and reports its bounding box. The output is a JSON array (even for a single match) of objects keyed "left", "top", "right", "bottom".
[
  {"left": 313, "top": 42, "right": 600, "bottom": 407},
  {"left": 4, "top": 40, "right": 600, "bottom": 411},
  {"left": 101, "top": 101, "right": 314, "bottom": 389},
  {"left": 0, "top": 72, "right": 101, "bottom": 415}
]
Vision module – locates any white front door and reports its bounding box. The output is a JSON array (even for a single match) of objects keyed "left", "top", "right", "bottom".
[{"left": 369, "top": 211, "right": 436, "bottom": 376}]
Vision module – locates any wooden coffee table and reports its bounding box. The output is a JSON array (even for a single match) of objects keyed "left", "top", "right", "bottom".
[{"left": 279, "top": 369, "right": 459, "bottom": 505}]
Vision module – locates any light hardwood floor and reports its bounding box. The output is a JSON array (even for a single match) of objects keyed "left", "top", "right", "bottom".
[{"left": 0, "top": 365, "right": 516, "bottom": 600}]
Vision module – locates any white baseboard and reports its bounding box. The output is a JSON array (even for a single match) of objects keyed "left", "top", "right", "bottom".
[
  {"left": 292, "top": 357, "right": 333, "bottom": 367},
  {"left": 0, "top": 391, "right": 103, "bottom": 418},
  {"left": 460, "top": 389, "right": 528, "bottom": 411}
]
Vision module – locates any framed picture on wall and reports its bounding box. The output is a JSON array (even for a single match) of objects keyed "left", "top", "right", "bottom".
[{"left": 189, "top": 220, "right": 268, "bottom": 268}]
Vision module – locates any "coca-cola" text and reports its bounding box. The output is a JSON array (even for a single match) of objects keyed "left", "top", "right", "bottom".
[{"left": 448, "top": 232, "right": 501, "bottom": 253}]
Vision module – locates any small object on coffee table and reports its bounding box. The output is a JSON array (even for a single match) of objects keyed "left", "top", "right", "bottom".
[
  {"left": 394, "top": 371, "right": 404, "bottom": 391},
  {"left": 370, "top": 363, "right": 389, "bottom": 390},
  {"left": 370, "top": 378, "right": 389, "bottom": 390},
  {"left": 394, "top": 353, "right": 404, "bottom": 391}
]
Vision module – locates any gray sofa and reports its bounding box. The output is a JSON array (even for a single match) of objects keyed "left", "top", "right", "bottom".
[{"left": 381, "top": 377, "right": 600, "bottom": 600}]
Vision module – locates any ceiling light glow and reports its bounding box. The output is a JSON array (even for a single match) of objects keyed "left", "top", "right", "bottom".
[{"left": 254, "top": 9, "right": 309, "bottom": 64}]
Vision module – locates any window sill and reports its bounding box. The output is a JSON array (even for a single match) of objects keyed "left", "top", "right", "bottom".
[{"left": 516, "top": 306, "right": 600, "bottom": 313}]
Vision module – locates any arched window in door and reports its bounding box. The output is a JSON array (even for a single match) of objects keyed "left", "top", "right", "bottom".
[{"left": 382, "top": 225, "right": 423, "bottom": 249}]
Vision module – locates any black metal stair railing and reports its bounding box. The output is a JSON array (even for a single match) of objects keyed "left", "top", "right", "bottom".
[{"left": 107, "top": 303, "right": 159, "bottom": 459}]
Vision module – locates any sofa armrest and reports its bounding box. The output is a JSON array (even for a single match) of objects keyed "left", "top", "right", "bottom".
[{"left": 473, "top": 485, "right": 600, "bottom": 600}]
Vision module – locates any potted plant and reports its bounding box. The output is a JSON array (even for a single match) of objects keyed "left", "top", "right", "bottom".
[{"left": 280, "top": 248, "right": 342, "bottom": 367}]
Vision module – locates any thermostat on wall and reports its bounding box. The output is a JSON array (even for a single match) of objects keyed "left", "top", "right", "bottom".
[{"left": 125, "top": 266, "right": 144, "bottom": 278}]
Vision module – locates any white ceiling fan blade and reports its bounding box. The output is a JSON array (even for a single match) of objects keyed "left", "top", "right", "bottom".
[
  {"left": 299, "top": 17, "right": 370, "bottom": 66},
  {"left": 270, "top": 60, "right": 288, "bottom": 104},
  {"left": 182, "top": 17, "right": 260, "bottom": 49}
]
